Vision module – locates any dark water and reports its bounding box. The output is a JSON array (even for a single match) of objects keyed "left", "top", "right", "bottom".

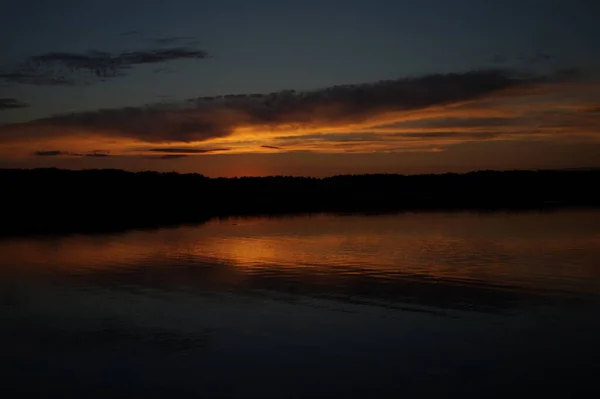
[{"left": 2, "top": 210, "right": 600, "bottom": 397}]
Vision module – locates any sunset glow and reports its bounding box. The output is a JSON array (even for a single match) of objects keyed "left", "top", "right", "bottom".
[{"left": 1, "top": 2, "right": 599, "bottom": 176}]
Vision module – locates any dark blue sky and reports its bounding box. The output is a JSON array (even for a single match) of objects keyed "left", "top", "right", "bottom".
[
  {"left": 1, "top": 0, "right": 599, "bottom": 176},
  {"left": 2, "top": 0, "right": 598, "bottom": 121}
]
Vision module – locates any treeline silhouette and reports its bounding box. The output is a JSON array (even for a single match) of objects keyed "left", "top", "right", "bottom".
[{"left": 2, "top": 167, "right": 599, "bottom": 235}]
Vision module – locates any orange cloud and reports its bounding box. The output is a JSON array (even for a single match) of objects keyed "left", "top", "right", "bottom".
[{"left": 1, "top": 68, "right": 598, "bottom": 158}]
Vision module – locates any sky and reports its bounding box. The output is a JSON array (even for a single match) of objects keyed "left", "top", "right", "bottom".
[{"left": 1, "top": 0, "right": 599, "bottom": 176}]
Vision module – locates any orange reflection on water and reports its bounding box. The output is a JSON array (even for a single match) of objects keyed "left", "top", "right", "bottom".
[{"left": 1, "top": 210, "right": 600, "bottom": 296}]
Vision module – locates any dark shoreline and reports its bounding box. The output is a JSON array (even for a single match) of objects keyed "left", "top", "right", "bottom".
[{"left": 2, "top": 167, "right": 599, "bottom": 237}]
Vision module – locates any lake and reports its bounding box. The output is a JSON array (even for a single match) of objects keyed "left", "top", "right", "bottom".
[{"left": 2, "top": 210, "right": 600, "bottom": 397}]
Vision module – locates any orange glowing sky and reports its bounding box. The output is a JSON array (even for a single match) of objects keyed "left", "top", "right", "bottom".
[
  {"left": 1, "top": 72, "right": 599, "bottom": 176},
  {"left": 1, "top": 1, "right": 599, "bottom": 176}
]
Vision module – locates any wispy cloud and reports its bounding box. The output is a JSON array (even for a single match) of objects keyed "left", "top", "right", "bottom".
[
  {"left": 33, "top": 150, "right": 110, "bottom": 157},
  {"left": 1, "top": 68, "right": 554, "bottom": 138},
  {"left": 1, "top": 47, "right": 210, "bottom": 86},
  {"left": 0, "top": 71, "right": 79, "bottom": 86},
  {"left": 157, "top": 154, "right": 188, "bottom": 159},
  {"left": 266, "top": 131, "right": 499, "bottom": 153},
  {"left": 379, "top": 117, "right": 511, "bottom": 130},
  {"left": 34, "top": 150, "right": 69, "bottom": 156},
  {"left": 583, "top": 106, "right": 600, "bottom": 114},
  {"left": 148, "top": 148, "right": 230, "bottom": 154},
  {"left": 0, "top": 98, "right": 29, "bottom": 110},
  {"left": 391, "top": 131, "right": 501, "bottom": 140},
  {"left": 84, "top": 151, "right": 110, "bottom": 157},
  {"left": 1, "top": 66, "right": 597, "bottom": 157}
]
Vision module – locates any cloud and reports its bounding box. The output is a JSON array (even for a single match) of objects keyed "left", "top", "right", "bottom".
[
  {"left": 34, "top": 150, "right": 69, "bottom": 156},
  {"left": 85, "top": 152, "right": 110, "bottom": 157},
  {"left": 1, "top": 68, "right": 557, "bottom": 140},
  {"left": 383, "top": 117, "right": 512, "bottom": 130},
  {"left": 277, "top": 131, "right": 500, "bottom": 143},
  {"left": 0, "top": 98, "right": 29, "bottom": 110},
  {"left": 0, "top": 71, "right": 80, "bottom": 86},
  {"left": 158, "top": 154, "right": 188, "bottom": 159},
  {"left": 391, "top": 131, "right": 501, "bottom": 140},
  {"left": 378, "top": 107, "right": 600, "bottom": 135},
  {"left": 584, "top": 106, "right": 600, "bottom": 114},
  {"left": 115, "top": 48, "right": 209, "bottom": 65},
  {"left": 1, "top": 47, "right": 209, "bottom": 86},
  {"left": 275, "top": 132, "right": 382, "bottom": 143},
  {"left": 148, "top": 148, "right": 230, "bottom": 154},
  {"left": 33, "top": 150, "right": 110, "bottom": 157},
  {"left": 1, "top": 66, "right": 596, "bottom": 158},
  {"left": 264, "top": 130, "right": 503, "bottom": 154}
]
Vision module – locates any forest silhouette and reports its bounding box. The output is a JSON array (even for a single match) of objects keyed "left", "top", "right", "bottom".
[{"left": 2, "top": 167, "right": 599, "bottom": 235}]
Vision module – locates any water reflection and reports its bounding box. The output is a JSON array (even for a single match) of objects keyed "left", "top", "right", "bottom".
[
  {"left": 3, "top": 210, "right": 599, "bottom": 309},
  {"left": 2, "top": 210, "right": 600, "bottom": 397}
]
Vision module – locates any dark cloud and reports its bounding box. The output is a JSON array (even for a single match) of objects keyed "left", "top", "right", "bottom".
[
  {"left": 33, "top": 150, "right": 110, "bottom": 157},
  {"left": 0, "top": 68, "right": 577, "bottom": 144},
  {"left": 388, "top": 107, "right": 600, "bottom": 132},
  {"left": 373, "top": 106, "right": 599, "bottom": 140},
  {"left": 1, "top": 47, "right": 209, "bottom": 86},
  {"left": 276, "top": 133, "right": 382, "bottom": 143},
  {"left": 158, "top": 154, "right": 188, "bottom": 159},
  {"left": 34, "top": 150, "right": 69, "bottom": 156},
  {"left": 390, "top": 117, "right": 512, "bottom": 129},
  {"left": 583, "top": 106, "right": 600, "bottom": 114},
  {"left": 261, "top": 145, "right": 281, "bottom": 149},
  {"left": 119, "top": 30, "right": 139, "bottom": 36},
  {"left": 0, "top": 71, "right": 79, "bottom": 86},
  {"left": 85, "top": 152, "right": 110, "bottom": 157},
  {"left": 0, "top": 98, "right": 29, "bottom": 110},
  {"left": 117, "top": 48, "right": 208, "bottom": 65},
  {"left": 148, "top": 148, "right": 230, "bottom": 154},
  {"left": 391, "top": 131, "right": 501, "bottom": 140},
  {"left": 275, "top": 131, "right": 501, "bottom": 145}
]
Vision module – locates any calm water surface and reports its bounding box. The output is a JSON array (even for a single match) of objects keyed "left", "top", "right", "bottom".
[{"left": 2, "top": 210, "right": 600, "bottom": 397}]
